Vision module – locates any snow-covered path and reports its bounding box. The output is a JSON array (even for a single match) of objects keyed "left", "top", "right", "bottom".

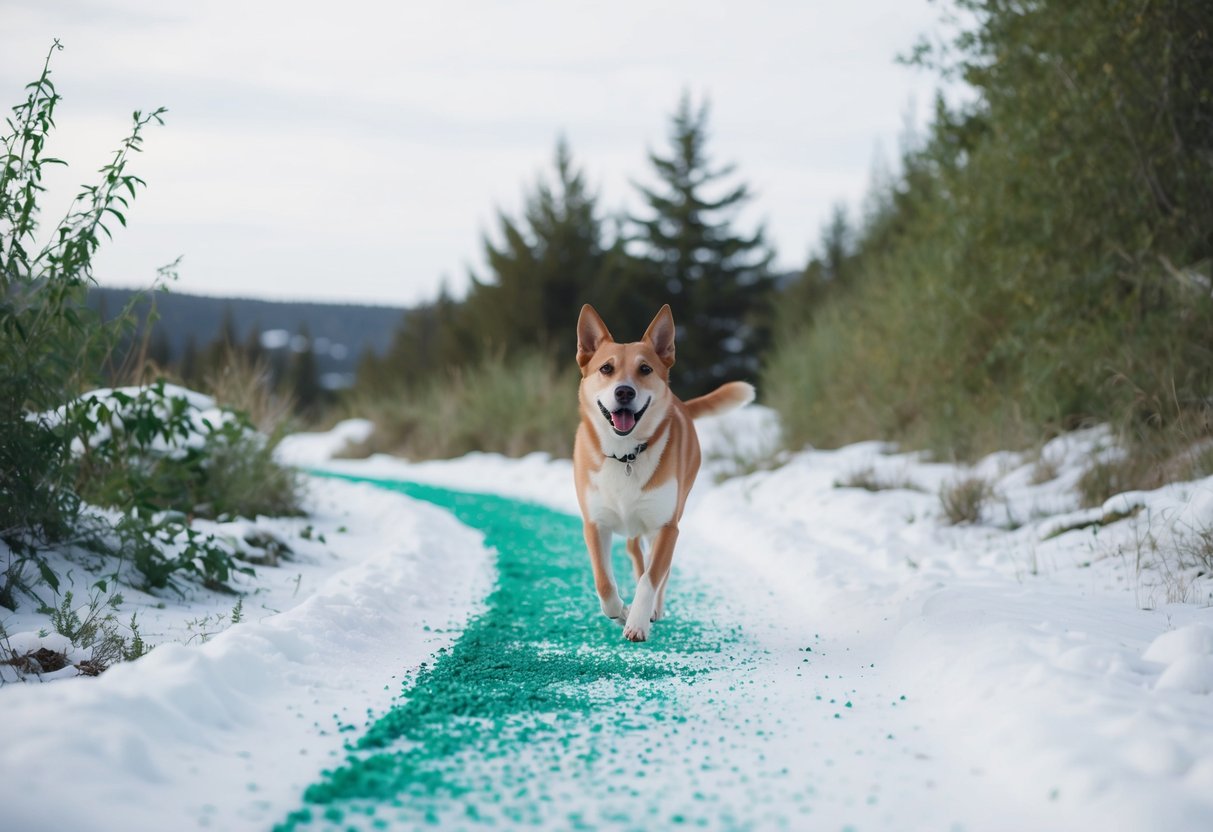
[
  {"left": 4, "top": 412, "right": 1213, "bottom": 831},
  {"left": 276, "top": 449, "right": 1213, "bottom": 831},
  {"left": 276, "top": 476, "right": 1022, "bottom": 832}
]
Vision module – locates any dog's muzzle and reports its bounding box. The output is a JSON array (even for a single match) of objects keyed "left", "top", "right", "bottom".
[{"left": 598, "top": 397, "right": 650, "bottom": 436}]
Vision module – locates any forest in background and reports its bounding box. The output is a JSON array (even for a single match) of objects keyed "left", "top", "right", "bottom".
[
  {"left": 10, "top": 0, "right": 1212, "bottom": 490},
  {"left": 349, "top": 0, "right": 1212, "bottom": 495}
]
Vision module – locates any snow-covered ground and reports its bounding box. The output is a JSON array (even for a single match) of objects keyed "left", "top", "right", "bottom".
[{"left": 3, "top": 406, "right": 1212, "bottom": 830}]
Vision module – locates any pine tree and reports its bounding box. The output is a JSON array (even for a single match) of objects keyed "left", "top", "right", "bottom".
[
  {"left": 286, "top": 325, "right": 322, "bottom": 415},
  {"left": 363, "top": 286, "right": 467, "bottom": 393},
  {"left": 628, "top": 92, "right": 775, "bottom": 395},
  {"left": 462, "top": 137, "right": 611, "bottom": 358},
  {"left": 201, "top": 303, "right": 239, "bottom": 378},
  {"left": 147, "top": 325, "right": 173, "bottom": 369},
  {"left": 180, "top": 335, "right": 199, "bottom": 385}
]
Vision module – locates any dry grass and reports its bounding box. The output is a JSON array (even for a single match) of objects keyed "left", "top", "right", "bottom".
[
  {"left": 346, "top": 350, "right": 579, "bottom": 461},
  {"left": 835, "top": 465, "right": 923, "bottom": 493},
  {"left": 202, "top": 351, "right": 296, "bottom": 436},
  {"left": 939, "top": 475, "right": 995, "bottom": 525}
]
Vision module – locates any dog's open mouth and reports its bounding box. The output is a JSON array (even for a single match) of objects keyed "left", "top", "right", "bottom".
[{"left": 598, "top": 398, "right": 650, "bottom": 436}]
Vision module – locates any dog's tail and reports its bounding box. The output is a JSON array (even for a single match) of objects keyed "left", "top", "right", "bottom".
[{"left": 685, "top": 381, "right": 756, "bottom": 420}]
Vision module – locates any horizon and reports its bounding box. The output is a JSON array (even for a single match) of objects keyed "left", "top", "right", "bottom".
[{"left": 5, "top": 0, "right": 953, "bottom": 307}]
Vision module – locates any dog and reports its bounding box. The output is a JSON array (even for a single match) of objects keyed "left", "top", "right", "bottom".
[{"left": 573, "top": 303, "right": 754, "bottom": 642}]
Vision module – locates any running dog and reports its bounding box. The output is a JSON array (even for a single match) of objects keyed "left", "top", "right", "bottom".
[{"left": 573, "top": 304, "right": 754, "bottom": 641}]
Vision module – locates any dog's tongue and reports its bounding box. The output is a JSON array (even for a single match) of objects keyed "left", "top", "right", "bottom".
[{"left": 611, "top": 409, "right": 636, "bottom": 433}]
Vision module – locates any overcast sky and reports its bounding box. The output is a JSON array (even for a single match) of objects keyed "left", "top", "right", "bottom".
[{"left": 5, "top": 0, "right": 951, "bottom": 308}]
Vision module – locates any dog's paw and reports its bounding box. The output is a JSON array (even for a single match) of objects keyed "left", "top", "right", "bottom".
[
  {"left": 623, "top": 620, "right": 651, "bottom": 642},
  {"left": 600, "top": 597, "right": 626, "bottom": 620},
  {"left": 609, "top": 605, "right": 630, "bottom": 626},
  {"left": 623, "top": 604, "right": 652, "bottom": 641}
]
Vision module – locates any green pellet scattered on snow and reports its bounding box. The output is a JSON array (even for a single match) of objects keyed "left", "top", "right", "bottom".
[{"left": 275, "top": 477, "right": 739, "bottom": 831}]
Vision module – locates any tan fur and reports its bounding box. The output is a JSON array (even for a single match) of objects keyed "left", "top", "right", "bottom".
[{"left": 572, "top": 304, "right": 755, "bottom": 642}]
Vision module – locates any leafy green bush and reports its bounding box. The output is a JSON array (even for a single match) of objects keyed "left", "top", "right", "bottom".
[
  {"left": 69, "top": 382, "right": 301, "bottom": 522},
  {"left": 1, "top": 45, "right": 301, "bottom": 606},
  {"left": 61, "top": 382, "right": 301, "bottom": 590},
  {"left": 1, "top": 42, "right": 165, "bottom": 606}
]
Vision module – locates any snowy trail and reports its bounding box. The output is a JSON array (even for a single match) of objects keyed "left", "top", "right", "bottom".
[
  {"left": 6, "top": 414, "right": 1213, "bottom": 831},
  {"left": 278, "top": 475, "right": 1035, "bottom": 831}
]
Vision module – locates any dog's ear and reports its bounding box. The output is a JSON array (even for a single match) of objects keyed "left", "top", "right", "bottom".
[
  {"left": 643, "top": 304, "right": 676, "bottom": 368},
  {"left": 576, "top": 304, "right": 613, "bottom": 368}
]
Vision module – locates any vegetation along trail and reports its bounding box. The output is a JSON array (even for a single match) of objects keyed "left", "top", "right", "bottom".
[{"left": 277, "top": 475, "right": 1021, "bottom": 831}]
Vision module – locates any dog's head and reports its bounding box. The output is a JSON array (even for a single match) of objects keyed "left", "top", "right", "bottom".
[{"left": 576, "top": 304, "right": 676, "bottom": 440}]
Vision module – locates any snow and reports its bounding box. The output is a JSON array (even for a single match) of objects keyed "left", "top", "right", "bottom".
[
  {"left": 0, "top": 477, "right": 493, "bottom": 831},
  {"left": 4, "top": 404, "right": 1213, "bottom": 829}
]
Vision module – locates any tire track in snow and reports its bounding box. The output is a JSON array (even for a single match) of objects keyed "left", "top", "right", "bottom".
[{"left": 278, "top": 475, "right": 1018, "bottom": 831}]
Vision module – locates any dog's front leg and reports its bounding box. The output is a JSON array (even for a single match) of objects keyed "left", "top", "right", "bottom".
[
  {"left": 624, "top": 524, "right": 678, "bottom": 642},
  {"left": 584, "top": 522, "right": 626, "bottom": 621}
]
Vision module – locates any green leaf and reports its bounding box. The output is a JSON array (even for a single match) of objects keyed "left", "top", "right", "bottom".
[{"left": 38, "top": 561, "right": 61, "bottom": 592}]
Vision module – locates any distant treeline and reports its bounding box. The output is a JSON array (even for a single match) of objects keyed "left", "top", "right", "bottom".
[{"left": 88, "top": 287, "right": 404, "bottom": 384}]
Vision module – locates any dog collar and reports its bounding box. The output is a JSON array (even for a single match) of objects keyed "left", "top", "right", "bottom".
[{"left": 607, "top": 442, "right": 648, "bottom": 476}]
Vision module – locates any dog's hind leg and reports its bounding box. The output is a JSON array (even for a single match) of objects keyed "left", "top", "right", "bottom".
[
  {"left": 584, "top": 522, "right": 626, "bottom": 621},
  {"left": 626, "top": 537, "right": 645, "bottom": 579},
  {"left": 652, "top": 571, "right": 669, "bottom": 622}
]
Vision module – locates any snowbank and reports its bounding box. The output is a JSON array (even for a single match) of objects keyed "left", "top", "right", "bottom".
[
  {"left": 0, "top": 477, "right": 493, "bottom": 832},
  {"left": 6, "top": 405, "right": 1213, "bottom": 830}
]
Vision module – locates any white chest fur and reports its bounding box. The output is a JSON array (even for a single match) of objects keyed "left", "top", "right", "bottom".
[{"left": 586, "top": 434, "right": 677, "bottom": 538}]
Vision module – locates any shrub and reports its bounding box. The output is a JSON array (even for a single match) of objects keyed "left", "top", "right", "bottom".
[
  {"left": 835, "top": 466, "right": 923, "bottom": 493},
  {"left": 345, "top": 350, "right": 579, "bottom": 460},
  {"left": 1, "top": 42, "right": 166, "bottom": 605},
  {"left": 940, "top": 476, "right": 994, "bottom": 526},
  {"left": 68, "top": 382, "right": 301, "bottom": 521},
  {"left": 764, "top": 1, "right": 1213, "bottom": 474},
  {"left": 1, "top": 46, "right": 302, "bottom": 607},
  {"left": 62, "top": 382, "right": 301, "bottom": 590}
]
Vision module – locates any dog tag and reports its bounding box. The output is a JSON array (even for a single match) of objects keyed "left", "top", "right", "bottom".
[{"left": 625, "top": 462, "right": 633, "bottom": 477}]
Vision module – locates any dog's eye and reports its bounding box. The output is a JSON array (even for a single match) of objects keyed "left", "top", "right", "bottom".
[
  {"left": 599, "top": 363, "right": 614, "bottom": 375},
  {"left": 639, "top": 364, "right": 652, "bottom": 375}
]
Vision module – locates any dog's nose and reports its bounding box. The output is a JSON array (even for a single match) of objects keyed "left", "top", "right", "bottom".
[{"left": 615, "top": 385, "right": 636, "bottom": 405}]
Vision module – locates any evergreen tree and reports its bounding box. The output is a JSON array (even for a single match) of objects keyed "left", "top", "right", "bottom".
[
  {"left": 462, "top": 137, "right": 611, "bottom": 358},
  {"left": 779, "top": 202, "right": 854, "bottom": 333},
  {"left": 627, "top": 92, "right": 774, "bottom": 395},
  {"left": 200, "top": 303, "right": 239, "bottom": 378},
  {"left": 147, "top": 325, "right": 173, "bottom": 369},
  {"left": 286, "top": 325, "right": 322, "bottom": 415},
  {"left": 179, "top": 335, "right": 199, "bottom": 385},
  {"left": 362, "top": 286, "right": 467, "bottom": 393},
  {"left": 242, "top": 323, "right": 265, "bottom": 371}
]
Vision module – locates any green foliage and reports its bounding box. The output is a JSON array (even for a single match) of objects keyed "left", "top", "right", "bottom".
[
  {"left": 70, "top": 382, "right": 301, "bottom": 521},
  {"left": 766, "top": 1, "right": 1213, "bottom": 473},
  {"left": 1, "top": 42, "right": 165, "bottom": 604},
  {"left": 63, "top": 382, "right": 299, "bottom": 590},
  {"left": 1, "top": 46, "right": 301, "bottom": 608},
  {"left": 47, "top": 588, "right": 148, "bottom": 672}
]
